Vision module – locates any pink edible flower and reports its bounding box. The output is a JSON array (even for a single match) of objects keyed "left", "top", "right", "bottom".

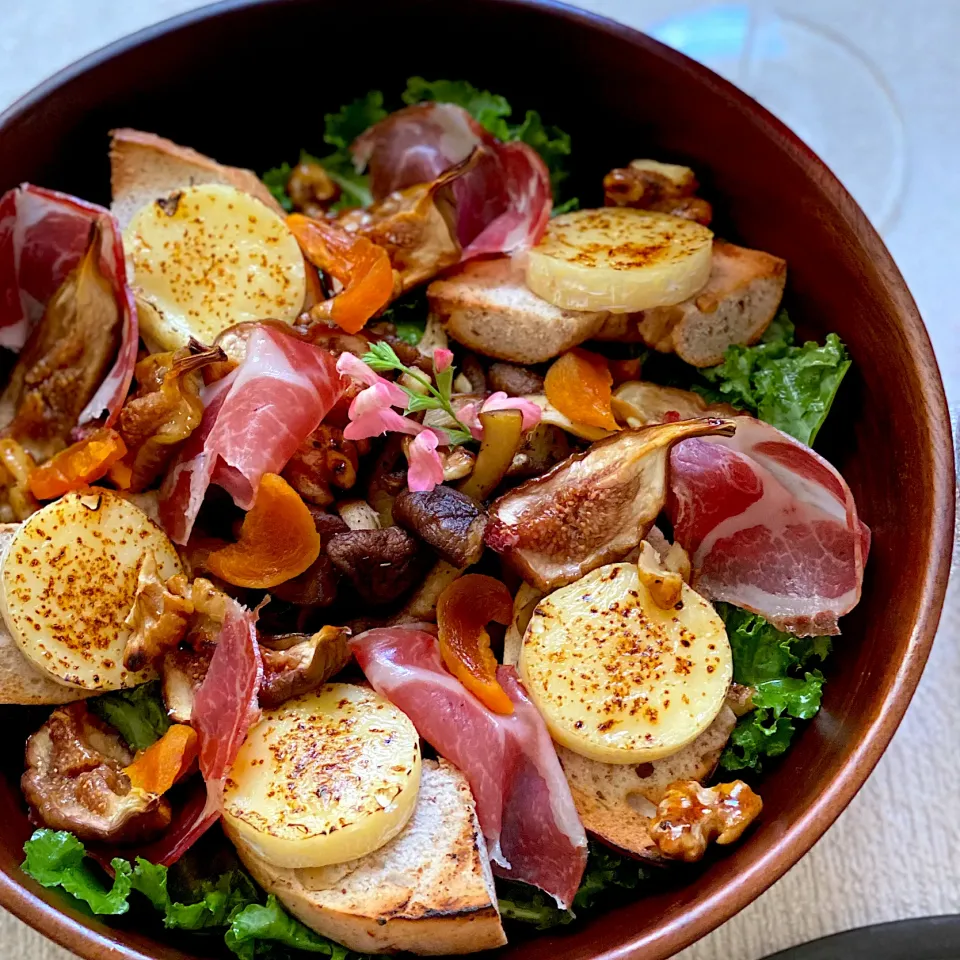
[
  {"left": 480, "top": 392, "right": 542, "bottom": 431},
  {"left": 336, "top": 351, "right": 382, "bottom": 387},
  {"left": 348, "top": 379, "right": 408, "bottom": 419},
  {"left": 344, "top": 408, "right": 425, "bottom": 441},
  {"left": 458, "top": 392, "right": 543, "bottom": 441},
  {"left": 407, "top": 430, "right": 445, "bottom": 492},
  {"left": 433, "top": 348, "right": 454, "bottom": 373}
]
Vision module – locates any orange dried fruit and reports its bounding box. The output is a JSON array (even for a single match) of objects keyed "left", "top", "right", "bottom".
[
  {"left": 124, "top": 724, "right": 199, "bottom": 797},
  {"left": 206, "top": 473, "right": 322, "bottom": 588},
  {"left": 545, "top": 348, "right": 620, "bottom": 431},
  {"left": 28, "top": 428, "right": 127, "bottom": 500},
  {"left": 437, "top": 574, "right": 514, "bottom": 715},
  {"left": 287, "top": 214, "right": 394, "bottom": 334}
]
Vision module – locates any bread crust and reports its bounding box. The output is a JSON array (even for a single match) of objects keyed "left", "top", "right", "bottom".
[
  {"left": 109, "top": 128, "right": 284, "bottom": 228},
  {"left": 428, "top": 258, "right": 607, "bottom": 364}
]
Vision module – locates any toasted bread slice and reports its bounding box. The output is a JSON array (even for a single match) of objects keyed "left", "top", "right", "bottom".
[
  {"left": 0, "top": 524, "right": 92, "bottom": 705},
  {"left": 427, "top": 257, "right": 608, "bottom": 364},
  {"left": 230, "top": 759, "right": 506, "bottom": 955},
  {"left": 109, "top": 128, "right": 284, "bottom": 230},
  {"left": 558, "top": 705, "right": 737, "bottom": 860},
  {"left": 596, "top": 240, "right": 787, "bottom": 366}
]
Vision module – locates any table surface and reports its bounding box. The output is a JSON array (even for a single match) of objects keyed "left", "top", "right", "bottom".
[{"left": 0, "top": 1, "right": 956, "bottom": 958}]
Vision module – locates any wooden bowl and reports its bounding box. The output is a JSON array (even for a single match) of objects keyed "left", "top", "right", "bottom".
[{"left": 0, "top": 1, "right": 953, "bottom": 958}]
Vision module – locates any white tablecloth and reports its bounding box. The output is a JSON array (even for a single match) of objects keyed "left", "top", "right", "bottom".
[{"left": 0, "top": 1, "right": 956, "bottom": 957}]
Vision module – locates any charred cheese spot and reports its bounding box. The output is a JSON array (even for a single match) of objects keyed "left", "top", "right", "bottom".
[
  {"left": 519, "top": 562, "right": 732, "bottom": 763},
  {"left": 526, "top": 207, "right": 712, "bottom": 313},
  {"left": 222, "top": 684, "right": 421, "bottom": 869},
  {"left": 0, "top": 490, "right": 181, "bottom": 690}
]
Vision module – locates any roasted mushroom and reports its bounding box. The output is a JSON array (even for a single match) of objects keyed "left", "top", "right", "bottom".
[
  {"left": 486, "top": 418, "right": 736, "bottom": 591},
  {"left": 22, "top": 703, "right": 171, "bottom": 844},
  {"left": 258, "top": 626, "right": 352, "bottom": 708},
  {"left": 118, "top": 342, "right": 226, "bottom": 492},
  {"left": 487, "top": 362, "right": 545, "bottom": 398},
  {"left": 649, "top": 778, "right": 763, "bottom": 862},
  {"left": 393, "top": 487, "right": 488, "bottom": 568},
  {"left": 325, "top": 526, "right": 425, "bottom": 606}
]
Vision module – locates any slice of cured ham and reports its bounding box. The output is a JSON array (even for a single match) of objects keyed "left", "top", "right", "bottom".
[
  {"left": 667, "top": 416, "right": 870, "bottom": 636},
  {"left": 0, "top": 184, "right": 138, "bottom": 428},
  {"left": 159, "top": 324, "right": 342, "bottom": 544},
  {"left": 126, "top": 600, "right": 262, "bottom": 866},
  {"left": 351, "top": 103, "right": 551, "bottom": 259},
  {"left": 352, "top": 625, "right": 587, "bottom": 909}
]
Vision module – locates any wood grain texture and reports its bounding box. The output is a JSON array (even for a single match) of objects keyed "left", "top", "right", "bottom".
[{"left": 0, "top": 1, "right": 957, "bottom": 959}]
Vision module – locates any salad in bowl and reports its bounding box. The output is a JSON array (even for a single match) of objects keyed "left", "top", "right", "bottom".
[{"left": 0, "top": 77, "right": 865, "bottom": 957}]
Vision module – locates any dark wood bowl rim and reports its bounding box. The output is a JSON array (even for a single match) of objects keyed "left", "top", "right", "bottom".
[{"left": 0, "top": 1, "right": 953, "bottom": 958}]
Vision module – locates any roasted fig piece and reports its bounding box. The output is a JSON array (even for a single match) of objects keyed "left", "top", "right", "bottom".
[
  {"left": 22, "top": 703, "right": 171, "bottom": 844},
  {"left": 326, "top": 526, "right": 424, "bottom": 606},
  {"left": 258, "top": 626, "right": 351, "bottom": 708},
  {"left": 393, "top": 487, "right": 488, "bottom": 568},
  {"left": 162, "top": 644, "right": 214, "bottom": 725},
  {"left": 486, "top": 418, "right": 736, "bottom": 590}
]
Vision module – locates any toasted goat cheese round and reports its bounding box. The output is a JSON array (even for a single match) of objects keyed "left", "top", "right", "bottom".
[
  {"left": 222, "top": 684, "right": 421, "bottom": 870},
  {"left": 525, "top": 207, "right": 713, "bottom": 314},
  {"left": 0, "top": 489, "right": 182, "bottom": 690},
  {"left": 124, "top": 183, "right": 307, "bottom": 352},
  {"left": 519, "top": 562, "right": 732, "bottom": 764}
]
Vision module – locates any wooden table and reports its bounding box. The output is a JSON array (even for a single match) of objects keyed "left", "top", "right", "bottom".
[{"left": 0, "top": 0, "right": 956, "bottom": 956}]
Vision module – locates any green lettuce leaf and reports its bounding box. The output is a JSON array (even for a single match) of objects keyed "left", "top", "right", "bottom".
[
  {"left": 225, "top": 895, "right": 348, "bottom": 960},
  {"left": 22, "top": 831, "right": 358, "bottom": 958},
  {"left": 717, "top": 604, "right": 831, "bottom": 772},
  {"left": 698, "top": 310, "right": 851, "bottom": 446},
  {"left": 323, "top": 90, "right": 388, "bottom": 151},
  {"left": 88, "top": 681, "right": 170, "bottom": 752},
  {"left": 22, "top": 830, "right": 133, "bottom": 916},
  {"left": 402, "top": 77, "right": 512, "bottom": 138},
  {"left": 262, "top": 162, "right": 294, "bottom": 212}
]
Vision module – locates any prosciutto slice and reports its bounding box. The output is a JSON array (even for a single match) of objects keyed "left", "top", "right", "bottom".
[
  {"left": 667, "top": 416, "right": 870, "bottom": 636},
  {"left": 351, "top": 103, "right": 551, "bottom": 259},
  {"left": 128, "top": 600, "right": 262, "bottom": 866},
  {"left": 352, "top": 626, "right": 587, "bottom": 909},
  {"left": 0, "top": 184, "right": 138, "bottom": 427},
  {"left": 159, "top": 324, "right": 342, "bottom": 543}
]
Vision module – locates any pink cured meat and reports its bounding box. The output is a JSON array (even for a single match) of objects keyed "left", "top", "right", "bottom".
[
  {"left": 352, "top": 626, "right": 587, "bottom": 909},
  {"left": 124, "top": 600, "right": 263, "bottom": 866},
  {"left": 351, "top": 103, "right": 551, "bottom": 258},
  {"left": 667, "top": 416, "right": 870, "bottom": 636},
  {"left": 0, "top": 184, "right": 138, "bottom": 428},
  {"left": 159, "top": 325, "right": 342, "bottom": 544}
]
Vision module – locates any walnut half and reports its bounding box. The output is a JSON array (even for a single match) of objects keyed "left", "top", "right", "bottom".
[
  {"left": 649, "top": 779, "right": 763, "bottom": 863},
  {"left": 22, "top": 703, "right": 171, "bottom": 844}
]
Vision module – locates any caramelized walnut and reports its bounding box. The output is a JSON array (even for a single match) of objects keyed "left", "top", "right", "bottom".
[
  {"left": 22, "top": 703, "right": 171, "bottom": 844},
  {"left": 649, "top": 779, "right": 762, "bottom": 862},
  {"left": 122, "top": 552, "right": 194, "bottom": 671},
  {"left": 283, "top": 424, "right": 361, "bottom": 507},
  {"left": 287, "top": 159, "right": 340, "bottom": 217},
  {"left": 603, "top": 159, "right": 712, "bottom": 225}
]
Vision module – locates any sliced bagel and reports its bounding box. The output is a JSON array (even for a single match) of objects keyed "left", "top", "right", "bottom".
[{"left": 229, "top": 759, "right": 506, "bottom": 956}]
